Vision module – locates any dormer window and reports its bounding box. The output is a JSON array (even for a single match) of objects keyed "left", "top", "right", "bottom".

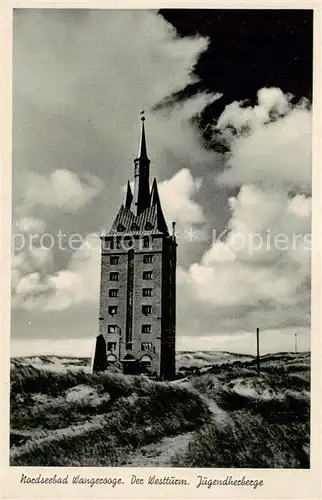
[
  {"left": 131, "top": 223, "right": 139, "bottom": 231},
  {"left": 117, "top": 224, "right": 125, "bottom": 232},
  {"left": 145, "top": 222, "right": 154, "bottom": 230}
]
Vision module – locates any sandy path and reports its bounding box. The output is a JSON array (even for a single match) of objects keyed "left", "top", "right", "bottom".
[
  {"left": 173, "top": 378, "right": 232, "bottom": 426},
  {"left": 123, "top": 382, "right": 232, "bottom": 467},
  {"left": 123, "top": 431, "right": 195, "bottom": 467}
]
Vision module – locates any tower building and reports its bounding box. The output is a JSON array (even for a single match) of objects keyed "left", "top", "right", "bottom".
[{"left": 92, "top": 116, "right": 177, "bottom": 380}]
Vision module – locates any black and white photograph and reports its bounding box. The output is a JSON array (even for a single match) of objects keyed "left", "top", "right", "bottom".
[{"left": 9, "top": 8, "right": 313, "bottom": 470}]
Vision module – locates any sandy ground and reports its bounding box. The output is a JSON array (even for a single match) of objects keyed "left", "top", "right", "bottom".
[{"left": 123, "top": 431, "right": 195, "bottom": 467}]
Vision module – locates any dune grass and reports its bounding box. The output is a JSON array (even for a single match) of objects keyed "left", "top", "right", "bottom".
[
  {"left": 174, "top": 353, "right": 310, "bottom": 468},
  {"left": 10, "top": 352, "right": 310, "bottom": 468},
  {"left": 10, "top": 365, "right": 210, "bottom": 466},
  {"left": 172, "top": 410, "right": 309, "bottom": 468}
]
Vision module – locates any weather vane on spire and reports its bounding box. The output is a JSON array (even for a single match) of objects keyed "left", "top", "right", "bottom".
[{"left": 140, "top": 110, "right": 146, "bottom": 121}]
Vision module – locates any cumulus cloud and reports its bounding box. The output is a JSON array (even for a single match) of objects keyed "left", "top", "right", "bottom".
[
  {"left": 176, "top": 88, "right": 311, "bottom": 338},
  {"left": 158, "top": 168, "right": 204, "bottom": 229},
  {"left": 17, "top": 169, "right": 103, "bottom": 214},
  {"left": 12, "top": 246, "right": 53, "bottom": 290},
  {"left": 216, "top": 88, "right": 311, "bottom": 191},
  {"left": 180, "top": 184, "right": 310, "bottom": 309},
  {"left": 14, "top": 216, "right": 46, "bottom": 233},
  {"left": 45, "top": 233, "right": 101, "bottom": 311},
  {"left": 15, "top": 10, "right": 208, "bottom": 115},
  {"left": 124, "top": 167, "right": 204, "bottom": 232},
  {"left": 217, "top": 87, "right": 292, "bottom": 130},
  {"left": 12, "top": 233, "right": 100, "bottom": 312},
  {"left": 14, "top": 9, "right": 217, "bottom": 183}
]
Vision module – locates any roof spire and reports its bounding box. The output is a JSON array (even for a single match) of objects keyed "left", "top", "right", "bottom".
[
  {"left": 133, "top": 112, "right": 150, "bottom": 215},
  {"left": 138, "top": 111, "right": 148, "bottom": 160}
]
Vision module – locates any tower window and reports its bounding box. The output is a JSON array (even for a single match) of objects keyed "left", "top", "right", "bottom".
[
  {"left": 142, "top": 288, "right": 152, "bottom": 297},
  {"left": 110, "top": 256, "right": 119, "bottom": 265},
  {"left": 108, "top": 325, "right": 118, "bottom": 333},
  {"left": 109, "top": 272, "right": 119, "bottom": 281},
  {"left": 142, "top": 237, "right": 150, "bottom": 248},
  {"left": 108, "top": 306, "right": 118, "bottom": 315},
  {"left": 143, "top": 254, "right": 153, "bottom": 264},
  {"left": 107, "top": 342, "right": 117, "bottom": 351},
  {"left": 142, "top": 305, "right": 152, "bottom": 315},
  {"left": 109, "top": 289, "right": 118, "bottom": 297},
  {"left": 141, "top": 325, "right": 151, "bottom": 334},
  {"left": 141, "top": 342, "right": 153, "bottom": 351},
  {"left": 116, "top": 238, "right": 121, "bottom": 249},
  {"left": 143, "top": 271, "right": 152, "bottom": 280}
]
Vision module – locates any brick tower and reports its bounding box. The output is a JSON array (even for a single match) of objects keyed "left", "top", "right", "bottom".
[{"left": 92, "top": 115, "right": 177, "bottom": 380}]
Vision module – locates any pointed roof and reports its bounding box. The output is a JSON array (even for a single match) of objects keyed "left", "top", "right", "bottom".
[
  {"left": 150, "top": 178, "right": 159, "bottom": 206},
  {"left": 125, "top": 181, "right": 133, "bottom": 209},
  {"left": 150, "top": 177, "right": 168, "bottom": 234},
  {"left": 137, "top": 116, "right": 148, "bottom": 160},
  {"left": 107, "top": 201, "right": 168, "bottom": 237}
]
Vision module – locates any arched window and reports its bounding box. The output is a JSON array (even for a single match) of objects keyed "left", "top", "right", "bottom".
[
  {"left": 106, "top": 354, "right": 117, "bottom": 364},
  {"left": 124, "top": 235, "right": 135, "bottom": 249},
  {"left": 140, "top": 354, "right": 152, "bottom": 362}
]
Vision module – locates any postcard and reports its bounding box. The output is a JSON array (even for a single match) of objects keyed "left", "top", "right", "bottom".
[{"left": 1, "top": 2, "right": 321, "bottom": 499}]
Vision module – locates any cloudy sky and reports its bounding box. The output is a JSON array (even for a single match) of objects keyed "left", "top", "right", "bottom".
[{"left": 11, "top": 9, "right": 313, "bottom": 356}]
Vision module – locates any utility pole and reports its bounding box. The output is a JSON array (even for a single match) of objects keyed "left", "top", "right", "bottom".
[{"left": 256, "top": 327, "right": 260, "bottom": 376}]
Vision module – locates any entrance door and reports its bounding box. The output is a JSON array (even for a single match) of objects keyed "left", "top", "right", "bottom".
[
  {"left": 140, "top": 355, "right": 152, "bottom": 375},
  {"left": 121, "top": 354, "right": 139, "bottom": 375}
]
